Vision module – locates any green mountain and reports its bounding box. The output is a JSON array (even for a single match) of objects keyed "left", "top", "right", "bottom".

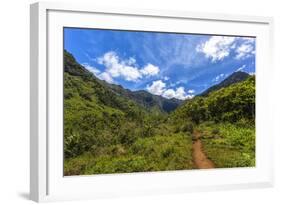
[
  {"left": 173, "top": 74, "right": 255, "bottom": 124},
  {"left": 64, "top": 49, "right": 254, "bottom": 128},
  {"left": 200, "top": 71, "right": 250, "bottom": 96},
  {"left": 65, "top": 50, "right": 182, "bottom": 113},
  {"left": 64, "top": 51, "right": 149, "bottom": 158},
  {"left": 107, "top": 84, "right": 183, "bottom": 113},
  {"left": 64, "top": 50, "right": 183, "bottom": 158}
]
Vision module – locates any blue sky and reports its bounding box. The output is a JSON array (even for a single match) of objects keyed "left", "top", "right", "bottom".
[{"left": 64, "top": 28, "right": 255, "bottom": 100}]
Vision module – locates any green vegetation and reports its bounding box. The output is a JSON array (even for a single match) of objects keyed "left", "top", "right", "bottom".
[
  {"left": 64, "top": 133, "right": 193, "bottom": 175},
  {"left": 171, "top": 75, "right": 255, "bottom": 168},
  {"left": 172, "top": 75, "right": 255, "bottom": 124},
  {"left": 198, "top": 122, "right": 255, "bottom": 168},
  {"left": 63, "top": 50, "right": 255, "bottom": 175}
]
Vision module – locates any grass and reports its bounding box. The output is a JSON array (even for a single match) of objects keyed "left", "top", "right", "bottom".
[
  {"left": 64, "top": 121, "right": 255, "bottom": 175},
  {"left": 198, "top": 122, "right": 255, "bottom": 168},
  {"left": 64, "top": 132, "right": 193, "bottom": 175}
]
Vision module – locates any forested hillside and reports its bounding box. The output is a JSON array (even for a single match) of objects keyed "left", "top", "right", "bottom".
[
  {"left": 173, "top": 75, "right": 255, "bottom": 124},
  {"left": 64, "top": 50, "right": 255, "bottom": 175}
]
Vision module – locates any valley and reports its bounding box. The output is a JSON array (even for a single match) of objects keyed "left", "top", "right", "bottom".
[{"left": 63, "top": 50, "right": 255, "bottom": 176}]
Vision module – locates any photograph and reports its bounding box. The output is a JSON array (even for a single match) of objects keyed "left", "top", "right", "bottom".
[{"left": 63, "top": 28, "right": 256, "bottom": 176}]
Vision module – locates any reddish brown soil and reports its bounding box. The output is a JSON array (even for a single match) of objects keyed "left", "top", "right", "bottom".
[{"left": 192, "top": 130, "right": 215, "bottom": 169}]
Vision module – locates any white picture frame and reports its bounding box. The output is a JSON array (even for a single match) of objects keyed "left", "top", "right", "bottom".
[{"left": 30, "top": 1, "right": 274, "bottom": 202}]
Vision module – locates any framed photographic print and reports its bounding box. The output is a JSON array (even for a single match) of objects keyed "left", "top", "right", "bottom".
[{"left": 30, "top": 2, "right": 274, "bottom": 202}]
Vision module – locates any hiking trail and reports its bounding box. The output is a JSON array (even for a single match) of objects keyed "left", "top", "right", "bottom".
[{"left": 192, "top": 130, "right": 215, "bottom": 169}]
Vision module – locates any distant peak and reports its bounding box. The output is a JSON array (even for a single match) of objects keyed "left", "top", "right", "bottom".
[{"left": 200, "top": 71, "right": 250, "bottom": 96}]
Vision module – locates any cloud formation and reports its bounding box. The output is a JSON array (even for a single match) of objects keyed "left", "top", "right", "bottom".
[
  {"left": 97, "top": 51, "right": 159, "bottom": 82},
  {"left": 82, "top": 63, "right": 100, "bottom": 75},
  {"left": 196, "top": 36, "right": 236, "bottom": 62},
  {"left": 235, "top": 42, "right": 255, "bottom": 60},
  {"left": 140, "top": 64, "right": 160, "bottom": 76},
  {"left": 197, "top": 36, "right": 255, "bottom": 62},
  {"left": 146, "top": 80, "right": 166, "bottom": 96},
  {"left": 82, "top": 63, "right": 115, "bottom": 83},
  {"left": 187, "top": 89, "right": 195, "bottom": 94},
  {"left": 98, "top": 72, "right": 114, "bottom": 84},
  {"left": 146, "top": 80, "right": 194, "bottom": 100},
  {"left": 213, "top": 73, "right": 225, "bottom": 82}
]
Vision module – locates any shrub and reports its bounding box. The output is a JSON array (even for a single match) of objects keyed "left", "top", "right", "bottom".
[
  {"left": 181, "top": 122, "right": 194, "bottom": 133},
  {"left": 212, "top": 128, "right": 220, "bottom": 135}
]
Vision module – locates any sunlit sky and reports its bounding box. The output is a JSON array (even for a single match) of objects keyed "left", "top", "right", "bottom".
[{"left": 64, "top": 28, "right": 255, "bottom": 100}]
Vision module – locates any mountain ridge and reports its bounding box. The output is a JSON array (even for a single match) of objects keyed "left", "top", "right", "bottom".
[
  {"left": 200, "top": 71, "right": 250, "bottom": 96},
  {"left": 64, "top": 50, "right": 252, "bottom": 115},
  {"left": 172, "top": 74, "right": 255, "bottom": 124},
  {"left": 107, "top": 83, "right": 183, "bottom": 113},
  {"left": 64, "top": 50, "right": 182, "bottom": 113}
]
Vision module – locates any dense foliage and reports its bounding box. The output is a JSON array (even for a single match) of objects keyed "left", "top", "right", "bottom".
[
  {"left": 63, "top": 50, "right": 256, "bottom": 175},
  {"left": 173, "top": 76, "right": 255, "bottom": 124},
  {"left": 198, "top": 122, "right": 255, "bottom": 168},
  {"left": 64, "top": 133, "right": 193, "bottom": 175}
]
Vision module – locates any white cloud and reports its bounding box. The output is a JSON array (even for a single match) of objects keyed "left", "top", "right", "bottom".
[
  {"left": 98, "top": 72, "right": 114, "bottom": 84},
  {"left": 187, "top": 89, "right": 195, "bottom": 94},
  {"left": 235, "top": 43, "right": 255, "bottom": 59},
  {"left": 162, "top": 89, "right": 176, "bottom": 99},
  {"left": 98, "top": 51, "right": 159, "bottom": 82},
  {"left": 97, "top": 51, "right": 142, "bottom": 81},
  {"left": 249, "top": 72, "right": 255, "bottom": 76},
  {"left": 163, "top": 87, "right": 192, "bottom": 100},
  {"left": 120, "top": 65, "right": 142, "bottom": 81},
  {"left": 125, "top": 57, "right": 137, "bottom": 66},
  {"left": 236, "top": 65, "right": 246, "bottom": 72},
  {"left": 82, "top": 63, "right": 101, "bottom": 75},
  {"left": 213, "top": 73, "right": 225, "bottom": 82},
  {"left": 140, "top": 64, "right": 160, "bottom": 76},
  {"left": 83, "top": 63, "right": 115, "bottom": 83},
  {"left": 236, "top": 38, "right": 255, "bottom": 60},
  {"left": 146, "top": 80, "right": 166, "bottom": 95},
  {"left": 174, "top": 87, "right": 193, "bottom": 100},
  {"left": 196, "top": 36, "right": 236, "bottom": 62},
  {"left": 163, "top": 76, "right": 170, "bottom": 81},
  {"left": 197, "top": 36, "right": 255, "bottom": 62},
  {"left": 147, "top": 80, "right": 194, "bottom": 100}
]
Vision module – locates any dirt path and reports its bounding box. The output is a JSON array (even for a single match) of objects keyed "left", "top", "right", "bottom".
[{"left": 192, "top": 130, "right": 215, "bottom": 169}]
